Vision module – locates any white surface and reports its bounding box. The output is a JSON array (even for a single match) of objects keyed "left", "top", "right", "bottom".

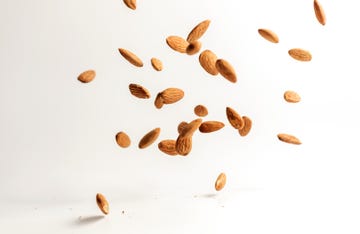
[{"left": 1, "top": 0, "right": 360, "bottom": 233}]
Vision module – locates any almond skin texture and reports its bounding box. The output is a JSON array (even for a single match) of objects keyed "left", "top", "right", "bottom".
[
  {"left": 166, "top": 36, "right": 189, "bottom": 53},
  {"left": 187, "top": 19, "right": 211, "bottom": 43},
  {"left": 177, "top": 121, "right": 188, "bottom": 134},
  {"left": 78, "top": 70, "right": 96, "bottom": 83},
  {"left": 226, "top": 107, "right": 244, "bottom": 130},
  {"left": 215, "top": 173, "right": 226, "bottom": 191},
  {"left": 314, "top": 0, "right": 326, "bottom": 25},
  {"left": 96, "top": 193, "right": 109, "bottom": 215},
  {"left": 154, "top": 93, "right": 164, "bottom": 109},
  {"left": 175, "top": 136, "right": 192, "bottom": 156},
  {"left": 215, "top": 59, "right": 237, "bottom": 83},
  {"left": 118, "top": 48, "right": 143, "bottom": 67},
  {"left": 123, "top": 0, "right": 136, "bottom": 10},
  {"left": 180, "top": 118, "right": 202, "bottom": 138},
  {"left": 284, "top": 90, "right": 301, "bottom": 103},
  {"left": 160, "top": 88, "right": 184, "bottom": 104},
  {"left": 199, "top": 50, "right": 219, "bottom": 76},
  {"left": 129, "top": 83, "right": 151, "bottom": 99},
  {"left": 194, "top": 105, "right": 208, "bottom": 117},
  {"left": 158, "top": 139, "right": 178, "bottom": 156},
  {"left": 199, "top": 121, "right": 225, "bottom": 133},
  {"left": 277, "top": 133, "right": 302, "bottom": 145},
  {"left": 288, "top": 48, "right": 312, "bottom": 62},
  {"left": 238, "top": 116, "right": 252, "bottom": 137},
  {"left": 151, "top": 57, "right": 163, "bottom": 71},
  {"left": 186, "top": 41, "right": 202, "bottom": 55},
  {"left": 115, "top": 131, "right": 131, "bottom": 148},
  {"left": 258, "top": 28, "right": 279, "bottom": 43},
  {"left": 139, "top": 128, "right": 161, "bottom": 149}
]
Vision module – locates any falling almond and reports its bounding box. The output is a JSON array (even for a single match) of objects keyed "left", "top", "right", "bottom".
[
  {"left": 160, "top": 88, "right": 184, "bottom": 104},
  {"left": 277, "top": 133, "right": 302, "bottom": 145},
  {"left": 129, "top": 83, "right": 151, "bottom": 99},
  {"left": 215, "top": 172, "right": 226, "bottom": 191},
  {"left": 314, "top": 0, "right": 326, "bottom": 25},
  {"left": 226, "top": 107, "right": 244, "bottom": 130},
  {"left": 139, "top": 128, "right": 161, "bottom": 149},
  {"left": 186, "top": 41, "right": 202, "bottom": 55},
  {"left": 151, "top": 57, "right": 163, "bottom": 71},
  {"left": 78, "top": 70, "right": 96, "bottom": 83},
  {"left": 154, "top": 93, "right": 164, "bottom": 109},
  {"left": 258, "top": 29, "right": 279, "bottom": 43},
  {"left": 177, "top": 121, "right": 188, "bottom": 134},
  {"left": 175, "top": 136, "right": 192, "bottom": 156},
  {"left": 96, "top": 193, "right": 109, "bottom": 215},
  {"left": 187, "top": 19, "right": 211, "bottom": 43},
  {"left": 166, "top": 36, "right": 189, "bottom": 53},
  {"left": 123, "top": 0, "right": 136, "bottom": 10},
  {"left": 199, "top": 121, "right": 225, "bottom": 133},
  {"left": 180, "top": 118, "right": 202, "bottom": 138},
  {"left": 118, "top": 48, "right": 143, "bottom": 67},
  {"left": 288, "top": 48, "right": 312, "bottom": 62},
  {"left": 238, "top": 116, "right": 252, "bottom": 137},
  {"left": 215, "top": 59, "right": 237, "bottom": 83},
  {"left": 194, "top": 104, "right": 208, "bottom": 117},
  {"left": 284, "top": 90, "right": 301, "bottom": 103},
  {"left": 158, "top": 140, "right": 178, "bottom": 156},
  {"left": 199, "top": 50, "right": 219, "bottom": 76},
  {"left": 115, "top": 131, "right": 131, "bottom": 148}
]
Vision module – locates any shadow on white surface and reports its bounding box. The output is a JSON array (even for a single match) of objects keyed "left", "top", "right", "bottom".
[{"left": 75, "top": 215, "right": 105, "bottom": 226}]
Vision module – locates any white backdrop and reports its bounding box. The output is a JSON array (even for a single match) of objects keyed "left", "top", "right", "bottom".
[{"left": 1, "top": 0, "right": 360, "bottom": 233}]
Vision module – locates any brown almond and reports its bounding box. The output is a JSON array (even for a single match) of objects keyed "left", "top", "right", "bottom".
[
  {"left": 199, "top": 50, "right": 219, "bottom": 76},
  {"left": 215, "top": 59, "right": 237, "bottom": 83},
  {"left": 160, "top": 88, "right": 184, "bottom": 104},
  {"left": 177, "top": 121, "right": 188, "bottom": 134},
  {"left": 215, "top": 172, "right": 226, "bottom": 191},
  {"left": 166, "top": 36, "right": 189, "bottom": 53},
  {"left": 154, "top": 93, "right": 164, "bottom": 109},
  {"left": 226, "top": 107, "right": 244, "bottom": 130},
  {"left": 158, "top": 140, "right": 178, "bottom": 156},
  {"left": 96, "top": 193, "right": 109, "bottom": 215},
  {"left": 175, "top": 136, "right": 192, "bottom": 156},
  {"left": 238, "top": 116, "right": 252, "bottom": 137},
  {"left": 115, "top": 131, "right": 131, "bottom": 148},
  {"left": 129, "top": 83, "right": 150, "bottom": 99},
  {"left": 118, "top": 48, "right": 143, "bottom": 67},
  {"left": 288, "top": 48, "right": 312, "bottom": 62},
  {"left": 186, "top": 19, "right": 211, "bottom": 43},
  {"left": 78, "top": 70, "right": 96, "bottom": 83},
  {"left": 139, "top": 128, "right": 161, "bottom": 149},
  {"left": 284, "top": 90, "right": 301, "bottom": 103},
  {"left": 314, "top": 0, "right": 326, "bottom": 25},
  {"left": 180, "top": 118, "right": 202, "bottom": 138},
  {"left": 277, "top": 133, "right": 302, "bottom": 145},
  {"left": 151, "top": 57, "right": 163, "bottom": 71},
  {"left": 258, "top": 28, "right": 279, "bottom": 43},
  {"left": 186, "top": 41, "right": 202, "bottom": 55},
  {"left": 123, "top": 0, "right": 136, "bottom": 10},
  {"left": 194, "top": 104, "right": 208, "bottom": 117},
  {"left": 199, "top": 121, "right": 225, "bottom": 133}
]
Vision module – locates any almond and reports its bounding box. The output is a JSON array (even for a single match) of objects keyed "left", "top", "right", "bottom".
[
  {"left": 166, "top": 36, "right": 189, "bottom": 53},
  {"left": 175, "top": 136, "right": 192, "bottom": 156},
  {"left": 154, "top": 93, "right": 164, "bottom": 109},
  {"left": 215, "top": 59, "right": 237, "bottom": 83},
  {"left": 118, "top": 48, "right": 143, "bottom": 67},
  {"left": 199, "top": 121, "right": 225, "bottom": 133},
  {"left": 226, "top": 107, "right": 244, "bottom": 130},
  {"left": 96, "top": 193, "right": 109, "bottom": 215},
  {"left": 129, "top": 83, "right": 150, "bottom": 99},
  {"left": 139, "top": 128, "right": 161, "bottom": 149},
  {"left": 314, "top": 0, "right": 326, "bottom": 25},
  {"left": 78, "top": 70, "right": 96, "bottom": 83},
  {"left": 158, "top": 139, "right": 178, "bottom": 156},
  {"left": 277, "top": 133, "right": 302, "bottom": 145},
  {"left": 199, "top": 50, "right": 219, "bottom": 76},
  {"left": 151, "top": 57, "right": 163, "bottom": 71},
  {"left": 284, "top": 90, "right": 301, "bottom": 103},
  {"left": 215, "top": 172, "right": 226, "bottom": 191},
  {"left": 238, "top": 116, "right": 252, "bottom": 137},
  {"left": 186, "top": 19, "right": 211, "bottom": 43},
  {"left": 194, "top": 104, "right": 208, "bottom": 117},
  {"left": 180, "top": 118, "right": 202, "bottom": 138},
  {"left": 123, "top": 0, "right": 136, "bottom": 10},
  {"left": 288, "top": 48, "right": 312, "bottom": 62},
  {"left": 177, "top": 121, "right": 188, "bottom": 134},
  {"left": 115, "top": 131, "right": 131, "bottom": 148},
  {"left": 160, "top": 88, "right": 184, "bottom": 104},
  {"left": 258, "top": 28, "right": 279, "bottom": 43},
  {"left": 186, "top": 41, "right": 202, "bottom": 55}
]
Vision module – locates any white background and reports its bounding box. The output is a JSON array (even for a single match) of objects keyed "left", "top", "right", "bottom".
[{"left": 1, "top": 0, "right": 360, "bottom": 233}]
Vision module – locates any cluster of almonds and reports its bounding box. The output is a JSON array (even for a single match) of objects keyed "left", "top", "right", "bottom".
[{"left": 77, "top": 0, "right": 326, "bottom": 215}]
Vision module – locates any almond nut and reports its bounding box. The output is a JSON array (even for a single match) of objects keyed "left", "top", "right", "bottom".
[
  {"left": 194, "top": 104, "right": 208, "bottom": 117},
  {"left": 238, "top": 116, "right": 252, "bottom": 136},
  {"left": 158, "top": 139, "right": 178, "bottom": 156},
  {"left": 160, "top": 88, "right": 184, "bottom": 104},
  {"left": 151, "top": 57, "right": 163, "bottom": 71},
  {"left": 284, "top": 90, "right": 301, "bottom": 103},
  {"left": 288, "top": 48, "right": 312, "bottom": 62},
  {"left": 199, "top": 50, "right": 219, "bottom": 76},
  {"left": 96, "top": 193, "right": 109, "bottom": 215},
  {"left": 186, "top": 19, "right": 211, "bottom": 43},
  {"left": 226, "top": 107, "right": 244, "bottom": 130},
  {"left": 258, "top": 28, "right": 279, "bottom": 43},
  {"left": 277, "top": 133, "right": 302, "bottom": 145},
  {"left": 199, "top": 121, "right": 225, "bottom": 133},
  {"left": 166, "top": 36, "right": 189, "bottom": 53},
  {"left": 215, "top": 59, "right": 237, "bottom": 83},
  {"left": 314, "top": 0, "right": 326, "bottom": 25},
  {"left": 118, "top": 48, "right": 143, "bottom": 67},
  {"left": 129, "top": 83, "right": 151, "bottom": 99},
  {"left": 139, "top": 128, "right": 161, "bottom": 149},
  {"left": 215, "top": 172, "right": 226, "bottom": 191},
  {"left": 78, "top": 70, "right": 96, "bottom": 83},
  {"left": 115, "top": 131, "right": 131, "bottom": 148}
]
